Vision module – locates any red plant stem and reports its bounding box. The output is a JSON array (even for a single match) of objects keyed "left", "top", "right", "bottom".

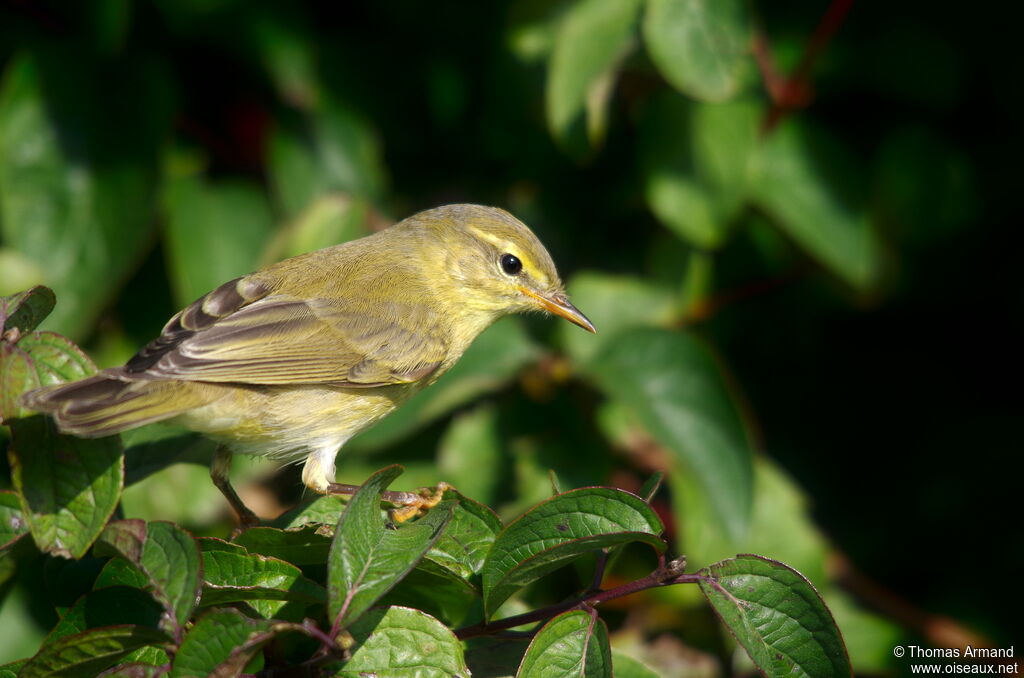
[
  {"left": 455, "top": 558, "right": 700, "bottom": 640},
  {"left": 760, "top": 0, "right": 855, "bottom": 133}
]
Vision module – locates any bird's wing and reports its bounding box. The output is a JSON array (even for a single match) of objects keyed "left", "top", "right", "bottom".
[{"left": 123, "top": 283, "right": 447, "bottom": 386}]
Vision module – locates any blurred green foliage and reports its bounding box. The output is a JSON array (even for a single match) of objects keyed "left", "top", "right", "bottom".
[{"left": 0, "top": 0, "right": 1017, "bottom": 676}]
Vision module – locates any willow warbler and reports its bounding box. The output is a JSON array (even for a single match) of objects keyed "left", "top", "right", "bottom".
[{"left": 22, "top": 204, "right": 594, "bottom": 524}]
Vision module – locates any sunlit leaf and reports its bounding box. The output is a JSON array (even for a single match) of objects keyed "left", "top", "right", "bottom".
[
  {"left": 643, "top": 0, "right": 751, "bottom": 102},
  {"left": 589, "top": 328, "right": 753, "bottom": 546},
  {"left": 641, "top": 94, "right": 760, "bottom": 248},
  {"left": 8, "top": 413, "right": 123, "bottom": 560},
  {"left": 169, "top": 608, "right": 280, "bottom": 678},
  {"left": 162, "top": 174, "right": 275, "bottom": 306},
  {"left": 340, "top": 606, "right": 469, "bottom": 678},
  {"left": 328, "top": 466, "right": 455, "bottom": 628},
  {"left": 198, "top": 538, "right": 326, "bottom": 618},
  {"left": 546, "top": 0, "right": 642, "bottom": 156},
  {"left": 1, "top": 330, "right": 95, "bottom": 421},
  {"left": 698, "top": 554, "right": 852, "bottom": 678},
  {"left": 481, "top": 487, "right": 664, "bottom": 617},
  {"left": 422, "top": 491, "right": 502, "bottom": 586},
  {"left": 0, "top": 491, "right": 29, "bottom": 554},
  {"left": 517, "top": 609, "right": 611, "bottom": 677}
]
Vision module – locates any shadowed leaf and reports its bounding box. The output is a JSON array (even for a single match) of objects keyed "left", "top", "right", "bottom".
[{"left": 96, "top": 521, "right": 202, "bottom": 636}]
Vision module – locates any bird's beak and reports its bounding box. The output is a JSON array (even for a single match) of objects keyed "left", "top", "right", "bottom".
[{"left": 518, "top": 286, "right": 597, "bottom": 333}]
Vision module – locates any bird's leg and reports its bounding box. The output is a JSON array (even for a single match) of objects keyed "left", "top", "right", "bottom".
[
  {"left": 211, "top": 445, "right": 260, "bottom": 532},
  {"left": 325, "top": 482, "right": 451, "bottom": 523}
]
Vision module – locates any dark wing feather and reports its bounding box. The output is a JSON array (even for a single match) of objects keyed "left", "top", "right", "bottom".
[{"left": 125, "top": 276, "right": 271, "bottom": 373}]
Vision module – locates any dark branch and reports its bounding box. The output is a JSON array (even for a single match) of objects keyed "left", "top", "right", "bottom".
[{"left": 455, "top": 556, "right": 700, "bottom": 640}]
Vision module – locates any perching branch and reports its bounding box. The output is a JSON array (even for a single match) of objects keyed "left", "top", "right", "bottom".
[{"left": 455, "top": 555, "right": 700, "bottom": 640}]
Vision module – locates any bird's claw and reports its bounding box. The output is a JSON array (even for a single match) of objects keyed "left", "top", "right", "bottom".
[{"left": 387, "top": 482, "right": 452, "bottom": 524}]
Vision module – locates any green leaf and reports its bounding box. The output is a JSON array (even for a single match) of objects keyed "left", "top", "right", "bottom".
[
  {"left": 516, "top": 609, "right": 611, "bottom": 678},
  {"left": 671, "top": 455, "right": 830, "bottom": 582},
  {"left": 260, "top": 194, "right": 371, "bottom": 264},
  {"left": 610, "top": 652, "right": 660, "bottom": 678},
  {"left": 162, "top": 174, "right": 275, "bottom": 307},
  {"left": 247, "top": 5, "right": 318, "bottom": 109},
  {"left": 96, "top": 521, "right": 203, "bottom": 635},
  {"left": 94, "top": 558, "right": 150, "bottom": 591},
  {"left": 339, "top": 605, "right": 469, "bottom": 678},
  {"left": 45, "top": 586, "right": 167, "bottom": 643},
  {"left": 0, "top": 660, "right": 26, "bottom": 678},
  {"left": 0, "top": 286, "right": 55, "bottom": 334},
  {"left": 437, "top": 405, "right": 504, "bottom": 506},
  {"left": 328, "top": 466, "right": 456, "bottom": 628},
  {"left": 0, "top": 490, "right": 29, "bottom": 552},
  {"left": 267, "top": 98, "right": 386, "bottom": 218},
  {"left": 0, "top": 52, "right": 170, "bottom": 338},
  {"left": 588, "top": 327, "right": 753, "bottom": 546},
  {"left": 750, "top": 120, "right": 881, "bottom": 291},
  {"left": 641, "top": 94, "right": 760, "bottom": 249},
  {"left": 557, "top": 272, "right": 676, "bottom": 367},
  {"left": 643, "top": 0, "right": 751, "bottom": 102},
  {"left": 422, "top": 491, "right": 503, "bottom": 586},
  {"left": 97, "top": 661, "right": 168, "bottom": 678},
  {"left": 8, "top": 415, "right": 124, "bottom": 559},
  {"left": 481, "top": 487, "right": 664, "bottom": 617},
  {"left": 349, "top": 318, "right": 540, "bottom": 451},
  {"left": 546, "top": 0, "right": 642, "bottom": 156},
  {"left": 19, "top": 625, "right": 171, "bottom": 678},
  {"left": 169, "top": 608, "right": 280, "bottom": 678},
  {"left": 232, "top": 524, "right": 332, "bottom": 566},
  {"left": 1, "top": 330, "right": 95, "bottom": 421},
  {"left": 698, "top": 554, "right": 852, "bottom": 678},
  {"left": 198, "top": 539, "right": 326, "bottom": 618}
]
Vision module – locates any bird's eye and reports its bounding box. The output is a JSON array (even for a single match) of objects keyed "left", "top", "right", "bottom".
[{"left": 500, "top": 253, "right": 523, "bottom": 275}]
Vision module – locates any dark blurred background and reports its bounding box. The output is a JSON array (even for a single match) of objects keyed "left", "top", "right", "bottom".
[{"left": 0, "top": 0, "right": 1019, "bottom": 674}]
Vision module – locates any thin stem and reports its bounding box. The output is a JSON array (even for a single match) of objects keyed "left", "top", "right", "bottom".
[
  {"left": 456, "top": 556, "right": 699, "bottom": 640},
  {"left": 588, "top": 550, "right": 610, "bottom": 594},
  {"left": 758, "top": 0, "right": 855, "bottom": 133}
]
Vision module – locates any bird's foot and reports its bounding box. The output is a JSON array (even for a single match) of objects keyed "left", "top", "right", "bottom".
[
  {"left": 386, "top": 482, "right": 452, "bottom": 524},
  {"left": 228, "top": 509, "right": 261, "bottom": 540},
  {"left": 324, "top": 481, "right": 452, "bottom": 523}
]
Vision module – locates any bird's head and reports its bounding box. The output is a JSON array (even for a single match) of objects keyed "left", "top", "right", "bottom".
[{"left": 407, "top": 204, "right": 595, "bottom": 333}]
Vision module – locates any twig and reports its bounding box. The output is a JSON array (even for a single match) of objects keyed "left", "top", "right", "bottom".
[
  {"left": 757, "top": 0, "right": 855, "bottom": 133},
  {"left": 455, "top": 556, "right": 699, "bottom": 640}
]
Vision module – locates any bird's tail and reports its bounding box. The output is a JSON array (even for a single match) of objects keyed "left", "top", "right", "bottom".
[{"left": 20, "top": 371, "right": 210, "bottom": 438}]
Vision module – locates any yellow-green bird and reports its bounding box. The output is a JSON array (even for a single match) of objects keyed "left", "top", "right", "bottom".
[{"left": 22, "top": 204, "right": 594, "bottom": 525}]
